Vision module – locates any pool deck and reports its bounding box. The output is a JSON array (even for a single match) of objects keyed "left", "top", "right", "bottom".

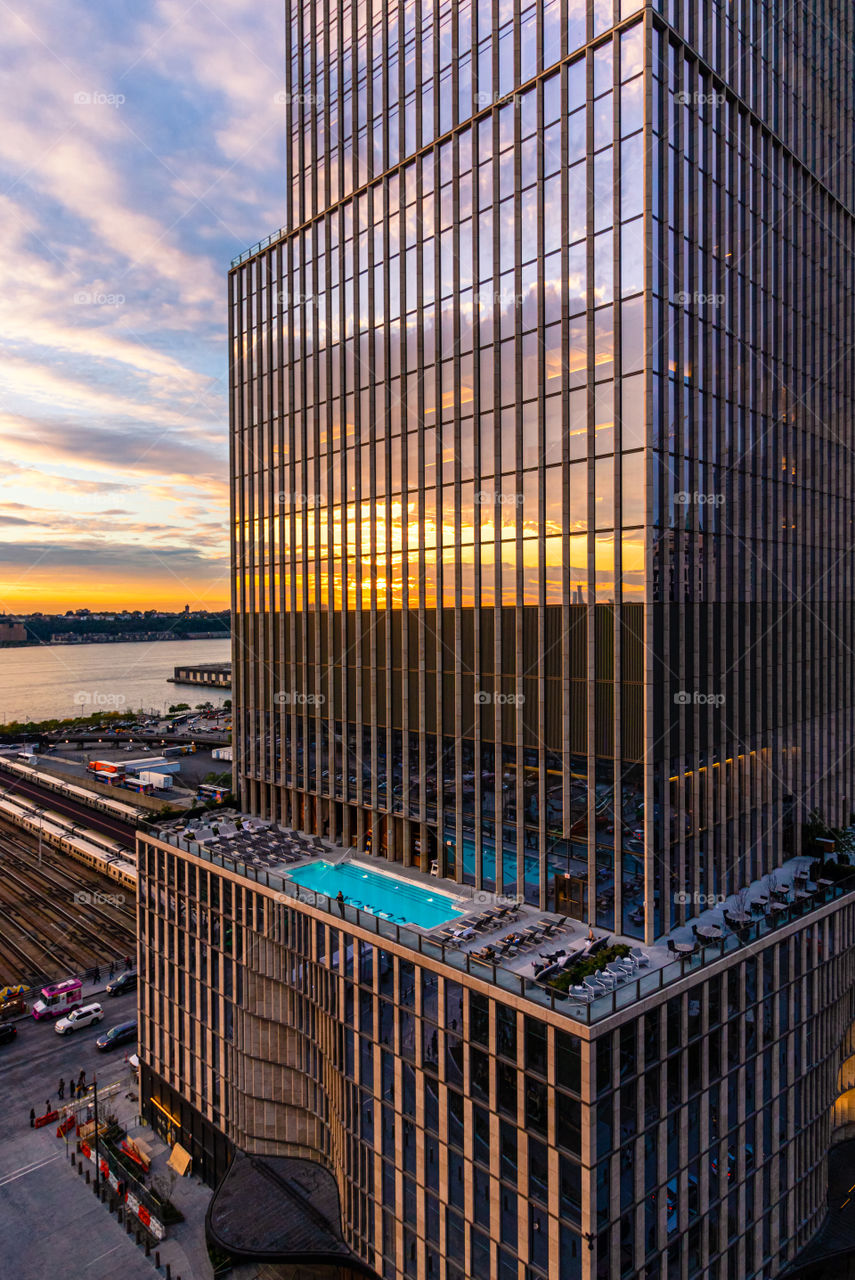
[{"left": 149, "top": 812, "right": 845, "bottom": 1024}]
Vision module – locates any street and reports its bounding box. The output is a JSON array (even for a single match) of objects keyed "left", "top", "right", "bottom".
[{"left": 0, "top": 991, "right": 158, "bottom": 1280}]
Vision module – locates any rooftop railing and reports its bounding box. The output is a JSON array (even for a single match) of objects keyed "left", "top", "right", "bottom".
[
  {"left": 231, "top": 229, "right": 288, "bottom": 269},
  {"left": 139, "top": 823, "right": 855, "bottom": 1027}
]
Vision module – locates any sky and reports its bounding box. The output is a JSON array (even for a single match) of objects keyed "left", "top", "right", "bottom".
[{"left": 0, "top": 0, "right": 286, "bottom": 612}]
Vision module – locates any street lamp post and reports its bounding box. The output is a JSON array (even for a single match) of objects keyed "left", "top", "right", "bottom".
[{"left": 93, "top": 1075, "right": 100, "bottom": 1194}]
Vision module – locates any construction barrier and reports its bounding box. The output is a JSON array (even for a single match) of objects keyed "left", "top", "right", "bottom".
[
  {"left": 34, "top": 1110, "right": 58, "bottom": 1129},
  {"left": 78, "top": 1139, "right": 165, "bottom": 1240}
]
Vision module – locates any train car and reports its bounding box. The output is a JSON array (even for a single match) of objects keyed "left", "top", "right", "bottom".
[
  {"left": 0, "top": 796, "right": 138, "bottom": 894},
  {"left": 0, "top": 757, "right": 144, "bottom": 825}
]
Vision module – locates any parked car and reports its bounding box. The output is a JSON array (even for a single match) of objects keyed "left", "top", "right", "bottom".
[
  {"left": 56, "top": 1003, "right": 103, "bottom": 1035},
  {"left": 0, "top": 998, "right": 26, "bottom": 1022},
  {"left": 106, "top": 970, "right": 137, "bottom": 997},
  {"left": 96, "top": 1020, "right": 137, "bottom": 1052},
  {"left": 0, "top": 1024, "right": 17, "bottom": 1046}
]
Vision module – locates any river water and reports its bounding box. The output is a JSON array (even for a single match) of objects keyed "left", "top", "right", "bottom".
[{"left": 0, "top": 638, "right": 232, "bottom": 724}]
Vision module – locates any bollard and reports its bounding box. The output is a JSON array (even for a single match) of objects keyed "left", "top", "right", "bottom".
[
  {"left": 85, "top": 1169, "right": 90, "bottom": 1184},
  {"left": 135, "top": 1227, "right": 141, "bottom": 1244},
  {"left": 166, "top": 1265, "right": 172, "bottom": 1280},
  {"left": 145, "top": 1238, "right": 150, "bottom": 1257},
  {"left": 155, "top": 1250, "right": 160, "bottom": 1268}
]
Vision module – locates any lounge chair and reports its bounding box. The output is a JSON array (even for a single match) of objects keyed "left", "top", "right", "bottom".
[
  {"left": 569, "top": 985, "right": 594, "bottom": 1001},
  {"left": 583, "top": 975, "right": 607, "bottom": 995},
  {"left": 630, "top": 948, "right": 650, "bottom": 967},
  {"left": 605, "top": 963, "right": 630, "bottom": 983}
]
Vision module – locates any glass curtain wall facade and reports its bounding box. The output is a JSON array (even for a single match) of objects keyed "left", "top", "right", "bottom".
[
  {"left": 646, "top": 0, "right": 855, "bottom": 937},
  {"left": 231, "top": 0, "right": 855, "bottom": 943},
  {"left": 232, "top": 0, "right": 651, "bottom": 940}
]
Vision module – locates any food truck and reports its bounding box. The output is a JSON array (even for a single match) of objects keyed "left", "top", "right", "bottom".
[{"left": 32, "top": 978, "right": 83, "bottom": 1020}]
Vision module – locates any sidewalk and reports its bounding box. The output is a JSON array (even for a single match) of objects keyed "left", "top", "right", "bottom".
[
  {"left": 124, "top": 1123, "right": 214, "bottom": 1280},
  {"left": 66, "top": 1077, "right": 214, "bottom": 1280}
]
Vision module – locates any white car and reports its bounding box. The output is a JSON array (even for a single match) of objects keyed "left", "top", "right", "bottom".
[{"left": 55, "top": 1003, "right": 103, "bottom": 1035}]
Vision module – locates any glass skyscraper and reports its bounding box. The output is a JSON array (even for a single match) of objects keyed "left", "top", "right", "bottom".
[
  {"left": 230, "top": 0, "right": 855, "bottom": 945},
  {"left": 136, "top": 3, "right": 855, "bottom": 1279}
]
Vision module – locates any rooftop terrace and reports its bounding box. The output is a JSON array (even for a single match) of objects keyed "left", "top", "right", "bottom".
[{"left": 142, "top": 813, "right": 855, "bottom": 1027}]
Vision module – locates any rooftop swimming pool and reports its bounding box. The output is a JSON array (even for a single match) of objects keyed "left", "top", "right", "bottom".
[{"left": 286, "top": 860, "right": 464, "bottom": 930}]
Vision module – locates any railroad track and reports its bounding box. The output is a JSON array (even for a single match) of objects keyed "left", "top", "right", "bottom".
[
  {"left": 0, "top": 860, "right": 133, "bottom": 956},
  {"left": 0, "top": 824, "right": 136, "bottom": 929},
  {"left": 0, "top": 911, "right": 51, "bottom": 987},
  {"left": 0, "top": 886, "right": 83, "bottom": 986},
  {"left": 0, "top": 823, "right": 137, "bottom": 987},
  {"left": 0, "top": 770, "right": 136, "bottom": 846}
]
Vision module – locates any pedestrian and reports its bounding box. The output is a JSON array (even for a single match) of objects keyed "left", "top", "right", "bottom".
[
  {"left": 29, "top": 1108, "right": 35, "bottom": 1128},
  {"left": 93, "top": 965, "right": 101, "bottom": 984},
  {"left": 336, "top": 889, "right": 346, "bottom": 917},
  {"left": 69, "top": 1080, "right": 76, "bottom": 1100},
  {"left": 45, "top": 1099, "right": 51, "bottom": 1115},
  {"left": 78, "top": 1069, "right": 86, "bottom": 1093},
  {"left": 58, "top": 1078, "right": 65, "bottom": 1101},
  {"left": 109, "top": 961, "right": 115, "bottom": 978},
  {"left": 125, "top": 955, "right": 132, "bottom": 970}
]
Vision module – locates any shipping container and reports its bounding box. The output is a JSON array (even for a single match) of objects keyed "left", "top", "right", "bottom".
[{"left": 138, "top": 771, "right": 173, "bottom": 790}]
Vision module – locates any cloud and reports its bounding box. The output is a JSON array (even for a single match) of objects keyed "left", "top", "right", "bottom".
[{"left": 0, "top": 0, "right": 285, "bottom": 606}]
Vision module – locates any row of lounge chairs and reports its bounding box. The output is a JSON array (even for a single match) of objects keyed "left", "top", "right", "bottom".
[
  {"left": 206, "top": 825, "right": 326, "bottom": 867},
  {"left": 430, "top": 902, "right": 522, "bottom": 945}
]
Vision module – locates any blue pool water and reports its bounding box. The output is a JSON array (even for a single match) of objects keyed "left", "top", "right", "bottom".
[{"left": 287, "top": 861, "right": 463, "bottom": 929}]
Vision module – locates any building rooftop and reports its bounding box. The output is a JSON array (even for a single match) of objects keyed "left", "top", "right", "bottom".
[{"left": 143, "top": 813, "right": 855, "bottom": 1027}]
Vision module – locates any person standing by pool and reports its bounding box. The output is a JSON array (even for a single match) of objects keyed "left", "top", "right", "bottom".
[{"left": 336, "top": 890, "right": 346, "bottom": 917}]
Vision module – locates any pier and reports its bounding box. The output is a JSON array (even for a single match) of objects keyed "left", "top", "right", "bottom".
[{"left": 168, "top": 662, "right": 231, "bottom": 689}]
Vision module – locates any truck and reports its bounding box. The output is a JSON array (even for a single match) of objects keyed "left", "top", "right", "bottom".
[
  {"left": 122, "top": 777, "right": 152, "bottom": 794},
  {"left": 87, "top": 760, "right": 121, "bottom": 775},
  {"left": 32, "top": 978, "right": 82, "bottom": 1020},
  {"left": 138, "top": 770, "right": 173, "bottom": 790},
  {"left": 197, "top": 783, "right": 228, "bottom": 803}
]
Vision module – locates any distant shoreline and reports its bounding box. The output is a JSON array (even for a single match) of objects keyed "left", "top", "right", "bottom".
[{"left": 0, "top": 634, "right": 231, "bottom": 649}]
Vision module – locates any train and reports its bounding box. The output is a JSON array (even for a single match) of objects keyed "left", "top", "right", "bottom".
[
  {"left": 0, "top": 756, "right": 145, "bottom": 825},
  {"left": 0, "top": 793, "right": 138, "bottom": 893}
]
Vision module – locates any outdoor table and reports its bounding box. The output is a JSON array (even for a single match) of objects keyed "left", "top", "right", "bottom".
[
  {"left": 769, "top": 902, "right": 789, "bottom": 913},
  {"left": 673, "top": 942, "right": 695, "bottom": 954},
  {"left": 696, "top": 926, "right": 722, "bottom": 939},
  {"left": 818, "top": 878, "right": 834, "bottom": 888}
]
